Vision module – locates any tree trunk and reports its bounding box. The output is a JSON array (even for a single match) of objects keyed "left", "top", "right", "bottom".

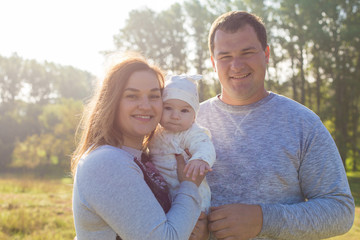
[{"left": 299, "top": 45, "right": 306, "bottom": 104}]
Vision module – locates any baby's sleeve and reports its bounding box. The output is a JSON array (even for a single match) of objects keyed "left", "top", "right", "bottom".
[{"left": 184, "top": 124, "right": 216, "bottom": 167}]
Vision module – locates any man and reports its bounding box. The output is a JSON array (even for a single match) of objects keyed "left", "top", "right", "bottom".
[{"left": 196, "top": 11, "right": 355, "bottom": 240}]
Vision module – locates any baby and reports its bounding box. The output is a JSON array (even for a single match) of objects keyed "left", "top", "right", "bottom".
[{"left": 149, "top": 74, "right": 216, "bottom": 212}]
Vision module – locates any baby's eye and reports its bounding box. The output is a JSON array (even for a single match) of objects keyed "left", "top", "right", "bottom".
[
  {"left": 164, "top": 106, "right": 172, "bottom": 111},
  {"left": 181, "top": 109, "right": 190, "bottom": 113}
]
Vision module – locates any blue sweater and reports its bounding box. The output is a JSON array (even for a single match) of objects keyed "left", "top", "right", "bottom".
[
  {"left": 197, "top": 92, "right": 354, "bottom": 240},
  {"left": 72, "top": 145, "right": 201, "bottom": 240}
]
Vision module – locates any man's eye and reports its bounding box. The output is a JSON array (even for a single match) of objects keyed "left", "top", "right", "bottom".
[
  {"left": 220, "top": 56, "right": 230, "bottom": 60},
  {"left": 243, "top": 51, "right": 256, "bottom": 55}
]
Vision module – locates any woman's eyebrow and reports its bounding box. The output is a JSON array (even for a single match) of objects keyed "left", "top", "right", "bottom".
[{"left": 124, "top": 88, "right": 161, "bottom": 92}]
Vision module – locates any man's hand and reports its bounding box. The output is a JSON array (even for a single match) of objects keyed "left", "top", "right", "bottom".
[
  {"left": 189, "top": 212, "right": 210, "bottom": 240},
  {"left": 208, "top": 204, "right": 263, "bottom": 240}
]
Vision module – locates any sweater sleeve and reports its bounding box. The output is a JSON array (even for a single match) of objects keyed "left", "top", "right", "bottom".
[
  {"left": 184, "top": 124, "right": 216, "bottom": 167},
  {"left": 259, "top": 122, "right": 355, "bottom": 239},
  {"left": 76, "top": 147, "right": 201, "bottom": 240}
]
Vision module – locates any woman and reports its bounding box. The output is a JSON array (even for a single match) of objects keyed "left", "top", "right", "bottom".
[{"left": 71, "top": 53, "right": 206, "bottom": 239}]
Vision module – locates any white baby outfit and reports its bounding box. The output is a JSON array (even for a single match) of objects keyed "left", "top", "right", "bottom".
[
  {"left": 149, "top": 123, "right": 215, "bottom": 212},
  {"left": 149, "top": 74, "right": 216, "bottom": 212}
]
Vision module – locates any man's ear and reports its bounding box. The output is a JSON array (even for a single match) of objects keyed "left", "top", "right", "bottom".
[
  {"left": 265, "top": 45, "right": 270, "bottom": 64},
  {"left": 211, "top": 55, "right": 217, "bottom": 72}
]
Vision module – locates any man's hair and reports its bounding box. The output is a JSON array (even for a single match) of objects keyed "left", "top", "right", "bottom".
[{"left": 208, "top": 11, "right": 267, "bottom": 56}]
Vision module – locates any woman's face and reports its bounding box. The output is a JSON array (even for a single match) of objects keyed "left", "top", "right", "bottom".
[{"left": 117, "top": 70, "right": 163, "bottom": 149}]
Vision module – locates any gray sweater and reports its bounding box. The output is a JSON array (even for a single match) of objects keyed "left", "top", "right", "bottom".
[
  {"left": 197, "top": 92, "right": 355, "bottom": 240},
  {"left": 72, "top": 145, "right": 201, "bottom": 240}
]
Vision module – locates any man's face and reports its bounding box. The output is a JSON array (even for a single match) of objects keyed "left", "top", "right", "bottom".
[{"left": 211, "top": 24, "right": 270, "bottom": 105}]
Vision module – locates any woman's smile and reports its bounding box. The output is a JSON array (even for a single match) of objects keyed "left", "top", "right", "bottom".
[{"left": 117, "top": 70, "right": 163, "bottom": 148}]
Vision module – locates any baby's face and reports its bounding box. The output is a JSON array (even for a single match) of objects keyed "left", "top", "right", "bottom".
[{"left": 160, "top": 99, "right": 195, "bottom": 132}]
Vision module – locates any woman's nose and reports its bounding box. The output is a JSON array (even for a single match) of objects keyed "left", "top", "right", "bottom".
[{"left": 138, "top": 97, "right": 151, "bottom": 109}]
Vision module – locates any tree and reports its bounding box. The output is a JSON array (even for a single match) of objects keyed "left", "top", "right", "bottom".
[
  {"left": 184, "top": 0, "right": 217, "bottom": 100},
  {"left": 114, "top": 5, "right": 188, "bottom": 72},
  {"left": 12, "top": 99, "right": 83, "bottom": 170},
  {"left": 273, "top": 0, "right": 360, "bottom": 168},
  {"left": 0, "top": 53, "right": 24, "bottom": 104},
  {"left": 0, "top": 54, "right": 94, "bottom": 169}
]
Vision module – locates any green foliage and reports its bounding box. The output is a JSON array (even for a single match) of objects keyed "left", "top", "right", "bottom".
[
  {"left": 347, "top": 172, "right": 360, "bottom": 206},
  {"left": 114, "top": 4, "right": 189, "bottom": 73},
  {"left": 0, "top": 54, "right": 93, "bottom": 170},
  {"left": 12, "top": 99, "right": 83, "bottom": 170},
  {"left": 113, "top": 0, "right": 359, "bottom": 172},
  {"left": 0, "top": 54, "right": 94, "bottom": 105},
  {"left": 0, "top": 54, "right": 23, "bottom": 103},
  {"left": 114, "top": 0, "right": 360, "bottom": 171},
  {"left": 0, "top": 0, "right": 359, "bottom": 172}
]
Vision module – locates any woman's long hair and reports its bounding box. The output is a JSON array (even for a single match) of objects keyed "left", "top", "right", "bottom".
[{"left": 71, "top": 53, "right": 164, "bottom": 176}]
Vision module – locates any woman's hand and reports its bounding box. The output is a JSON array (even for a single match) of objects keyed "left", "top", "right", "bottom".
[{"left": 176, "top": 154, "right": 205, "bottom": 186}]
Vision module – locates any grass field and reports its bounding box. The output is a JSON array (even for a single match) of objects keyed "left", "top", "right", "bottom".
[
  {"left": 0, "top": 177, "right": 75, "bottom": 240},
  {"left": 328, "top": 172, "right": 360, "bottom": 240},
  {"left": 0, "top": 172, "right": 359, "bottom": 239}
]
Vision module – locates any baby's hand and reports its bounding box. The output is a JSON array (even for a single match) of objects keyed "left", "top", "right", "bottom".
[{"left": 184, "top": 159, "right": 212, "bottom": 181}]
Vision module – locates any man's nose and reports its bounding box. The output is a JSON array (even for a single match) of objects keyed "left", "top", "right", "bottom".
[{"left": 231, "top": 57, "right": 245, "bottom": 71}]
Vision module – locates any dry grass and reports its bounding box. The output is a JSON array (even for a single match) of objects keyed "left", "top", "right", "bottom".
[
  {"left": 327, "top": 207, "right": 359, "bottom": 240},
  {"left": 0, "top": 172, "right": 358, "bottom": 239},
  {"left": 0, "top": 177, "right": 75, "bottom": 240},
  {"left": 328, "top": 172, "right": 360, "bottom": 240}
]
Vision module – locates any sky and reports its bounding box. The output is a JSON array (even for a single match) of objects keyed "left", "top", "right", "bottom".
[{"left": 0, "top": 0, "right": 180, "bottom": 78}]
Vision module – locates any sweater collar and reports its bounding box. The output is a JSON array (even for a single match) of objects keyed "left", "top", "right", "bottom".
[{"left": 211, "top": 92, "right": 276, "bottom": 113}]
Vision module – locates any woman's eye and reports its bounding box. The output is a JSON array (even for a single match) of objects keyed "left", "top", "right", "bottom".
[
  {"left": 149, "top": 94, "right": 161, "bottom": 99},
  {"left": 125, "top": 94, "right": 137, "bottom": 99}
]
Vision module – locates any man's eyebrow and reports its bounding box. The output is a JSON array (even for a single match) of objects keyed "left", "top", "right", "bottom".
[
  {"left": 216, "top": 51, "right": 230, "bottom": 56},
  {"left": 216, "top": 46, "right": 258, "bottom": 56},
  {"left": 242, "top": 46, "right": 257, "bottom": 51}
]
